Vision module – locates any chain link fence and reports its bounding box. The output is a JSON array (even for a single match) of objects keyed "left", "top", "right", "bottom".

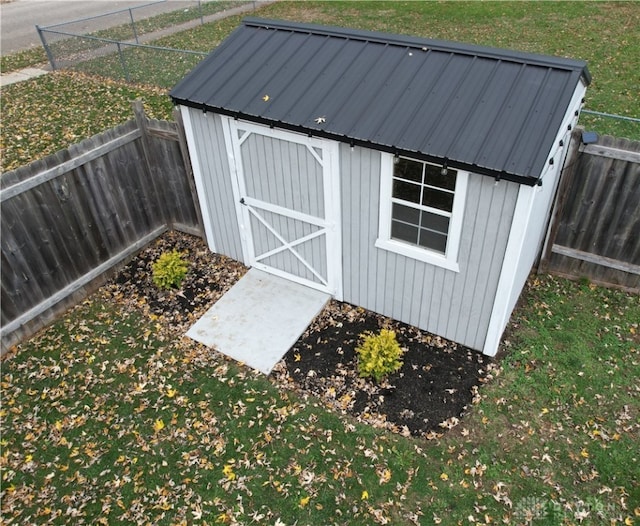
[{"left": 35, "top": 0, "right": 248, "bottom": 88}]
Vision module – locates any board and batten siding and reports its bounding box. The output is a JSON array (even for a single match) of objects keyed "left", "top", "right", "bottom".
[
  {"left": 181, "top": 107, "right": 243, "bottom": 261},
  {"left": 339, "top": 144, "right": 519, "bottom": 352}
]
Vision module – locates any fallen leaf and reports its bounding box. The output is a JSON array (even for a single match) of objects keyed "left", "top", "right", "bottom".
[
  {"left": 222, "top": 463, "right": 236, "bottom": 481},
  {"left": 378, "top": 467, "right": 392, "bottom": 484}
]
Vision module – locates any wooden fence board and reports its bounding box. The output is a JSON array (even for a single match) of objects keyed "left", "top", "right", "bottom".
[
  {"left": 541, "top": 129, "right": 640, "bottom": 291},
  {"left": 1, "top": 128, "right": 141, "bottom": 202},
  {"left": 1, "top": 226, "right": 167, "bottom": 340},
  {"left": 1, "top": 105, "right": 201, "bottom": 350}
]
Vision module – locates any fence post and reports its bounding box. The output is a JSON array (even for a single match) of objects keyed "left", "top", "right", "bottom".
[
  {"left": 198, "top": 0, "right": 204, "bottom": 25},
  {"left": 133, "top": 100, "right": 173, "bottom": 230},
  {"left": 116, "top": 42, "right": 130, "bottom": 82},
  {"left": 129, "top": 7, "right": 140, "bottom": 44},
  {"left": 35, "top": 25, "right": 57, "bottom": 70}
]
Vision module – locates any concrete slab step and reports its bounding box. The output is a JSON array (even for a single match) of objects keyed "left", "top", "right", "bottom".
[{"left": 186, "top": 268, "right": 330, "bottom": 375}]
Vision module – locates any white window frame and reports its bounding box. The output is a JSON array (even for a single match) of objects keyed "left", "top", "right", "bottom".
[{"left": 375, "top": 153, "right": 468, "bottom": 272}]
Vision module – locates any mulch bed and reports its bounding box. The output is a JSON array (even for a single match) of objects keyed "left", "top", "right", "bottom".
[
  {"left": 107, "top": 231, "right": 246, "bottom": 334},
  {"left": 272, "top": 301, "right": 491, "bottom": 438},
  {"left": 111, "top": 232, "right": 493, "bottom": 439}
]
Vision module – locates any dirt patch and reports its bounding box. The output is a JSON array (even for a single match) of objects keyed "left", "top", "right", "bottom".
[{"left": 111, "top": 231, "right": 492, "bottom": 439}]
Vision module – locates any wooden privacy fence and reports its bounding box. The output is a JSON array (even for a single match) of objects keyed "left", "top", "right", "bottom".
[
  {"left": 1, "top": 102, "right": 202, "bottom": 351},
  {"left": 540, "top": 129, "right": 640, "bottom": 292}
]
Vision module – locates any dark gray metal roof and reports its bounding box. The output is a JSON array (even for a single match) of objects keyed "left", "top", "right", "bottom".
[{"left": 170, "top": 18, "right": 590, "bottom": 185}]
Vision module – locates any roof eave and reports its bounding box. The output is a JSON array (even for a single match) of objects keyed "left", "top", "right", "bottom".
[{"left": 171, "top": 99, "right": 541, "bottom": 186}]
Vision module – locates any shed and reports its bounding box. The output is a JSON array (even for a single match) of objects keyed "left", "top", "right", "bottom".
[{"left": 170, "top": 18, "right": 590, "bottom": 357}]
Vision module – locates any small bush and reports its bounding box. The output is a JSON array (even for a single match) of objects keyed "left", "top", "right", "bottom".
[
  {"left": 152, "top": 250, "right": 189, "bottom": 290},
  {"left": 356, "top": 329, "right": 404, "bottom": 383}
]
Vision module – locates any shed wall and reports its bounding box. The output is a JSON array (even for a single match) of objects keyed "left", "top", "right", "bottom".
[
  {"left": 185, "top": 107, "right": 523, "bottom": 353},
  {"left": 339, "top": 144, "right": 520, "bottom": 351},
  {"left": 184, "top": 108, "right": 243, "bottom": 261}
]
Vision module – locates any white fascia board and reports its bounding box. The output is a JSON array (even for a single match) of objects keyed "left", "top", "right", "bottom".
[
  {"left": 179, "top": 105, "right": 217, "bottom": 253},
  {"left": 537, "top": 78, "right": 588, "bottom": 185},
  {"left": 482, "top": 183, "right": 536, "bottom": 356},
  {"left": 482, "top": 78, "right": 588, "bottom": 357}
]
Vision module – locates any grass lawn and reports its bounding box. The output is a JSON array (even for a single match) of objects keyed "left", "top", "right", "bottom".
[
  {"left": 1, "top": 1, "right": 639, "bottom": 172},
  {"left": 1, "top": 4, "right": 639, "bottom": 523},
  {"left": 0, "top": 72, "right": 174, "bottom": 172},
  {"left": 1, "top": 267, "right": 639, "bottom": 525}
]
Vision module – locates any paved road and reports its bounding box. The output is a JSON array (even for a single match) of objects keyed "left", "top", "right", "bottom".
[{"left": 1, "top": 0, "right": 205, "bottom": 54}]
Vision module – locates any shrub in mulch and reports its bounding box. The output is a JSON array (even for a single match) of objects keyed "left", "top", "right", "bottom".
[
  {"left": 273, "top": 301, "right": 492, "bottom": 438},
  {"left": 108, "top": 231, "right": 246, "bottom": 331}
]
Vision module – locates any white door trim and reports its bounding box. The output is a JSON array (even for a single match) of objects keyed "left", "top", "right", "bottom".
[{"left": 222, "top": 116, "right": 342, "bottom": 299}]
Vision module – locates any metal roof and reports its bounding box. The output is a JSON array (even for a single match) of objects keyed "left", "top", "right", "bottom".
[{"left": 170, "top": 18, "right": 590, "bottom": 185}]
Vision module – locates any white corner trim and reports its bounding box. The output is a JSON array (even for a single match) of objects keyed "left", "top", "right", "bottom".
[
  {"left": 482, "top": 184, "right": 536, "bottom": 356},
  {"left": 180, "top": 105, "right": 217, "bottom": 253},
  {"left": 324, "top": 140, "right": 344, "bottom": 301},
  {"left": 482, "top": 79, "right": 588, "bottom": 357}
]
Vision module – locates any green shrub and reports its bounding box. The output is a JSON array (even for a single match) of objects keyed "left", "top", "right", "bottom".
[
  {"left": 152, "top": 250, "right": 189, "bottom": 290},
  {"left": 356, "top": 329, "right": 404, "bottom": 383}
]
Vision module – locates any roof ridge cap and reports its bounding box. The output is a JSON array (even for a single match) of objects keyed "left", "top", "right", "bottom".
[{"left": 241, "top": 16, "right": 590, "bottom": 81}]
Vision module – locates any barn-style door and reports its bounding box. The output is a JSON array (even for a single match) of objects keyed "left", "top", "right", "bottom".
[{"left": 223, "top": 118, "right": 342, "bottom": 298}]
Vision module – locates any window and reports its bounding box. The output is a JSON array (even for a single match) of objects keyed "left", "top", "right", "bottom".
[{"left": 375, "top": 155, "right": 468, "bottom": 271}]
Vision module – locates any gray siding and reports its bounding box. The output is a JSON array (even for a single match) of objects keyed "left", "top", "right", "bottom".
[
  {"left": 187, "top": 108, "right": 243, "bottom": 261},
  {"left": 340, "top": 143, "right": 519, "bottom": 351}
]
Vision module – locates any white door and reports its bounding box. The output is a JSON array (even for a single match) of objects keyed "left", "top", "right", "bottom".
[{"left": 223, "top": 118, "right": 342, "bottom": 298}]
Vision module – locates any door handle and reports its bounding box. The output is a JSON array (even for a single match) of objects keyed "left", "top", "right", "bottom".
[{"left": 240, "top": 197, "right": 246, "bottom": 205}]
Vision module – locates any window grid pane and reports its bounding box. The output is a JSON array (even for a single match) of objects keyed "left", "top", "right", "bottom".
[
  {"left": 418, "top": 229, "right": 447, "bottom": 253},
  {"left": 420, "top": 210, "right": 449, "bottom": 235},
  {"left": 392, "top": 179, "right": 421, "bottom": 204},
  {"left": 425, "top": 164, "right": 457, "bottom": 191},
  {"left": 391, "top": 220, "right": 419, "bottom": 245},
  {"left": 394, "top": 157, "right": 423, "bottom": 183},
  {"left": 421, "top": 188, "right": 454, "bottom": 211}
]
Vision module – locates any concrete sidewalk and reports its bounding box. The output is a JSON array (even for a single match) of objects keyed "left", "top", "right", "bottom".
[
  {"left": 1, "top": 67, "right": 49, "bottom": 87},
  {"left": 0, "top": 1, "right": 274, "bottom": 88}
]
